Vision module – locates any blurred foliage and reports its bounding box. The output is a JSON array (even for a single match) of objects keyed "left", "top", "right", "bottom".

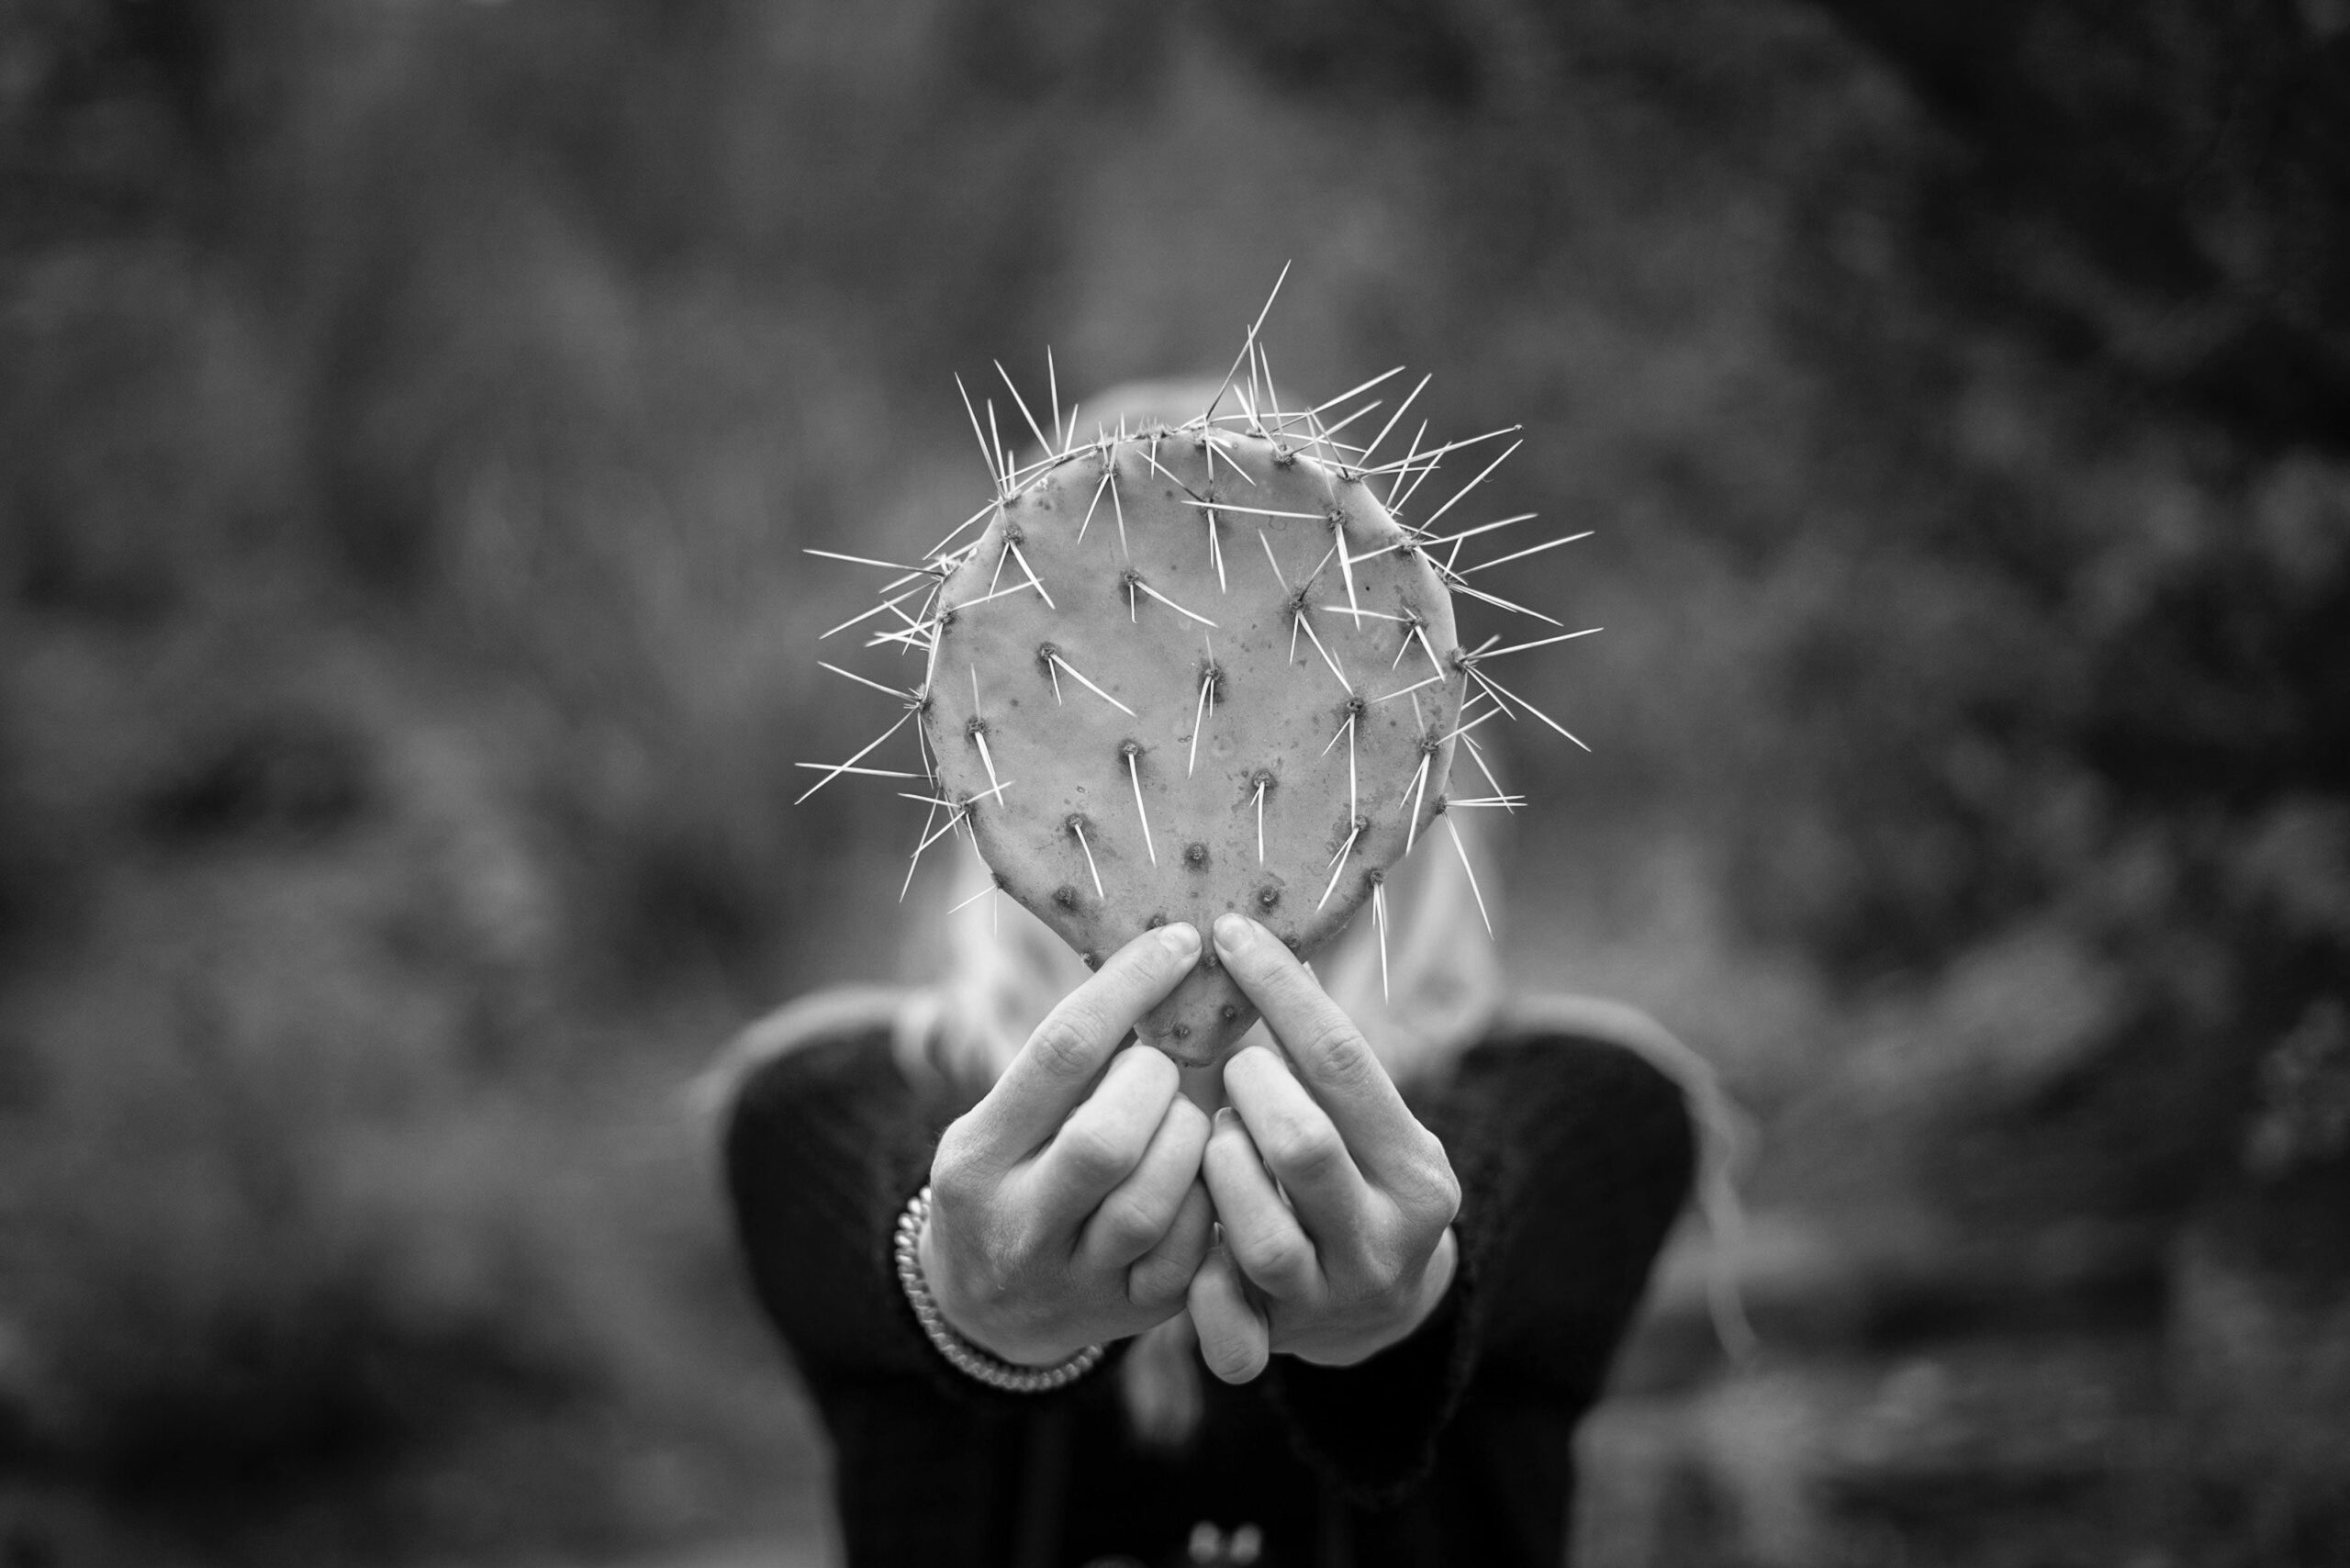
[{"left": 1, "top": 0, "right": 2346, "bottom": 1562}]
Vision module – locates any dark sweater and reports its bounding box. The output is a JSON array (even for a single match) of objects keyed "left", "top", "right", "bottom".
[{"left": 721, "top": 1005, "right": 1694, "bottom": 1568}]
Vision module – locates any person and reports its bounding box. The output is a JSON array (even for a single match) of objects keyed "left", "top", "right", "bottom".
[{"left": 714, "top": 801, "right": 1718, "bottom": 1568}]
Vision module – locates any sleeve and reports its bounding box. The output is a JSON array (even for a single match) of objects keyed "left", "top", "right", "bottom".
[
  {"left": 1262, "top": 1031, "right": 1696, "bottom": 1502},
  {"left": 721, "top": 1022, "right": 947, "bottom": 1395}
]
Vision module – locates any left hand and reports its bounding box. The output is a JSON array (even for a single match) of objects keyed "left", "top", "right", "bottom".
[{"left": 1186, "top": 913, "right": 1461, "bottom": 1383}]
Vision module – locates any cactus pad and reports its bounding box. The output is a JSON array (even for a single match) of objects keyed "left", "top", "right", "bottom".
[
  {"left": 801, "top": 295, "right": 1589, "bottom": 1068},
  {"left": 923, "top": 424, "right": 1461, "bottom": 1064}
]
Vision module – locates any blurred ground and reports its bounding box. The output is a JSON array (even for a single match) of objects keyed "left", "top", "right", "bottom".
[{"left": 3, "top": 2, "right": 2347, "bottom": 1565}]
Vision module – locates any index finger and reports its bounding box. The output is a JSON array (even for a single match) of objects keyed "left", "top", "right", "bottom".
[
  {"left": 962, "top": 921, "right": 1201, "bottom": 1159},
  {"left": 1209, "top": 913, "right": 1421, "bottom": 1180}
]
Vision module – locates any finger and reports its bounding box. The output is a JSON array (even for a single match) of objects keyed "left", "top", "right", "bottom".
[
  {"left": 1187, "top": 1243, "right": 1269, "bottom": 1384},
  {"left": 1202, "top": 1107, "right": 1321, "bottom": 1300},
  {"left": 1027, "top": 1044, "right": 1181, "bottom": 1229},
  {"left": 1079, "top": 1092, "right": 1211, "bottom": 1269},
  {"left": 964, "top": 923, "right": 1200, "bottom": 1159},
  {"left": 1222, "top": 1044, "right": 1371, "bottom": 1240},
  {"left": 1127, "top": 1179, "right": 1214, "bottom": 1312},
  {"left": 1211, "top": 913, "right": 1425, "bottom": 1182}
]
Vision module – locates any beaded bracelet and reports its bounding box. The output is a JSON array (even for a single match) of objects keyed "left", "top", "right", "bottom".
[{"left": 893, "top": 1185, "right": 1105, "bottom": 1394}]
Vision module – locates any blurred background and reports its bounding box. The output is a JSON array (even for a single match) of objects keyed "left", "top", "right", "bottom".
[{"left": 3, "top": 1, "right": 2347, "bottom": 1564}]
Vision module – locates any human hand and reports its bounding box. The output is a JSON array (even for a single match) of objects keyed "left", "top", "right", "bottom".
[
  {"left": 921, "top": 922, "right": 1216, "bottom": 1366},
  {"left": 1187, "top": 913, "right": 1461, "bottom": 1383}
]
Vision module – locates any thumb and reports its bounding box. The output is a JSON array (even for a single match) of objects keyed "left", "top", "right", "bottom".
[{"left": 1186, "top": 1241, "right": 1270, "bottom": 1384}]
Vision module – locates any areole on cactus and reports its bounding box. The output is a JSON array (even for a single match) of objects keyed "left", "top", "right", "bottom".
[{"left": 801, "top": 273, "right": 1593, "bottom": 1066}]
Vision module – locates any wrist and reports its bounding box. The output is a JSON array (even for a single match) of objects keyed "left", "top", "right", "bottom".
[
  {"left": 897, "top": 1187, "right": 1103, "bottom": 1391},
  {"left": 914, "top": 1206, "right": 1053, "bottom": 1367},
  {"left": 912, "top": 1211, "right": 985, "bottom": 1349}
]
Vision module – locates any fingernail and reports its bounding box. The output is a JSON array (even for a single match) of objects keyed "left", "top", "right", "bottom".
[
  {"left": 1214, "top": 1106, "right": 1239, "bottom": 1130},
  {"left": 1159, "top": 921, "right": 1201, "bottom": 962},
  {"left": 1213, "top": 911, "right": 1251, "bottom": 951}
]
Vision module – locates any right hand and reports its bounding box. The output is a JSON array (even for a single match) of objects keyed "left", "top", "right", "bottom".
[{"left": 921, "top": 922, "right": 1216, "bottom": 1366}]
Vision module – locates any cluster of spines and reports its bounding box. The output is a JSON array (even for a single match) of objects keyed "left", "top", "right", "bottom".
[{"left": 798, "top": 268, "right": 1596, "bottom": 991}]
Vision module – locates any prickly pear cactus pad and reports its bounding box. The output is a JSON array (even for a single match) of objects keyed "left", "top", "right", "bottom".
[
  {"left": 926, "top": 425, "right": 1460, "bottom": 1064},
  {"left": 800, "top": 282, "right": 1593, "bottom": 1066}
]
